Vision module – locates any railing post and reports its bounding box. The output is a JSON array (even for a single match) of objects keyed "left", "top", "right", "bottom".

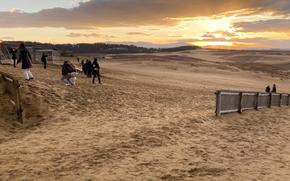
[
  {"left": 215, "top": 91, "right": 221, "bottom": 116},
  {"left": 269, "top": 93, "right": 272, "bottom": 108},
  {"left": 14, "top": 80, "right": 23, "bottom": 124},
  {"left": 279, "top": 94, "right": 282, "bottom": 107},
  {"left": 238, "top": 92, "right": 243, "bottom": 113},
  {"left": 256, "top": 92, "right": 260, "bottom": 110}
]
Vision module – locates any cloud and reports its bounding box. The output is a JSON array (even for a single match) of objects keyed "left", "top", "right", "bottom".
[
  {"left": 0, "top": 36, "right": 14, "bottom": 40},
  {"left": 67, "top": 32, "right": 116, "bottom": 38},
  {"left": 194, "top": 31, "right": 237, "bottom": 41},
  {"left": 235, "top": 19, "right": 290, "bottom": 32},
  {"left": 127, "top": 32, "right": 151, "bottom": 36},
  {"left": 201, "top": 32, "right": 216, "bottom": 39},
  {"left": 67, "top": 32, "right": 101, "bottom": 37},
  {"left": 1, "top": 0, "right": 290, "bottom": 29},
  {"left": 9, "top": 8, "right": 23, "bottom": 13}
]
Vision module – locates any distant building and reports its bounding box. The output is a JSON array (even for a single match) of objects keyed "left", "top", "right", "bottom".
[{"left": 27, "top": 48, "right": 60, "bottom": 64}]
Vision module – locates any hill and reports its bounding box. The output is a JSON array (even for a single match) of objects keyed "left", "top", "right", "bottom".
[{"left": 2, "top": 41, "right": 200, "bottom": 55}]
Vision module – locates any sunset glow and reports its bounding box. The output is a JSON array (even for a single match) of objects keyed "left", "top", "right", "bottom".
[{"left": 1, "top": 0, "right": 290, "bottom": 49}]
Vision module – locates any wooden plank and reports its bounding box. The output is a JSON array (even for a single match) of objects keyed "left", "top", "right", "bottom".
[
  {"left": 242, "top": 107, "right": 255, "bottom": 111},
  {"left": 221, "top": 92, "right": 240, "bottom": 96},
  {"left": 4, "top": 76, "right": 13, "bottom": 82},
  {"left": 243, "top": 93, "right": 256, "bottom": 96},
  {"left": 220, "top": 109, "right": 239, "bottom": 114}
]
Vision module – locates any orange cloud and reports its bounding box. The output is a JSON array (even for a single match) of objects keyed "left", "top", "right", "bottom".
[{"left": 1, "top": 0, "right": 289, "bottom": 29}]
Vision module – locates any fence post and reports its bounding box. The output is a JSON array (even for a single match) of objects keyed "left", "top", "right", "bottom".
[
  {"left": 238, "top": 92, "right": 243, "bottom": 113},
  {"left": 256, "top": 92, "right": 260, "bottom": 110},
  {"left": 269, "top": 93, "right": 272, "bottom": 108},
  {"left": 288, "top": 94, "right": 290, "bottom": 106},
  {"left": 1, "top": 74, "right": 8, "bottom": 94},
  {"left": 279, "top": 94, "right": 282, "bottom": 107},
  {"left": 215, "top": 91, "right": 221, "bottom": 116},
  {"left": 13, "top": 80, "right": 23, "bottom": 124}
]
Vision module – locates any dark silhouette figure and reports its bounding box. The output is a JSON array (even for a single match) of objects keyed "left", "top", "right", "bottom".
[
  {"left": 265, "top": 86, "right": 271, "bottom": 93},
  {"left": 10, "top": 48, "right": 17, "bottom": 68},
  {"left": 41, "top": 53, "right": 48, "bottom": 69},
  {"left": 92, "top": 58, "right": 101, "bottom": 84},
  {"left": 271, "top": 84, "right": 277, "bottom": 93},
  {"left": 84, "top": 60, "right": 92, "bottom": 78},
  {"left": 17, "top": 43, "right": 34, "bottom": 81}
]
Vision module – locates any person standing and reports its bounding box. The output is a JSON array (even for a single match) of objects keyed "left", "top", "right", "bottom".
[
  {"left": 10, "top": 48, "right": 17, "bottom": 68},
  {"left": 41, "top": 53, "right": 48, "bottom": 69},
  {"left": 85, "top": 60, "right": 92, "bottom": 78},
  {"left": 265, "top": 85, "right": 271, "bottom": 93},
  {"left": 17, "top": 43, "right": 34, "bottom": 81},
  {"left": 92, "top": 58, "right": 101, "bottom": 84},
  {"left": 271, "top": 84, "right": 277, "bottom": 93}
]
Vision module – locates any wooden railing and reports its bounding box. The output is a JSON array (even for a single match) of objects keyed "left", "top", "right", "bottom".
[
  {"left": 0, "top": 71, "right": 23, "bottom": 123},
  {"left": 215, "top": 90, "right": 290, "bottom": 116}
]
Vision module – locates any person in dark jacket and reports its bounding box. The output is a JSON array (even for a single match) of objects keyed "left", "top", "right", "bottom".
[
  {"left": 17, "top": 42, "right": 34, "bottom": 81},
  {"left": 61, "top": 60, "right": 77, "bottom": 86},
  {"left": 85, "top": 59, "right": 92, "bottom": 78},
  {"left": 10, "top": 48, "right": 17, "bottom": 68},
  {"left": 92, "top": 58, "right": 101, "bottom": 84},
  {"left": 41, "top": 53, "right": 48, "bottom": 69},
  {"left": 271, "top": 84, "right": 277, "bottom": 93},
  {"left": 265, "top": 85, "right": 271, "bottom": 93}
]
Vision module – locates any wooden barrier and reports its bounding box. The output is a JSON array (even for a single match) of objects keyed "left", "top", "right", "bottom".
[
  {"left": 0, "top": 71, "right": 23, "bottom": 123},
  {"left": 216, "top": 90, "right": 290, "bottom": 116}
]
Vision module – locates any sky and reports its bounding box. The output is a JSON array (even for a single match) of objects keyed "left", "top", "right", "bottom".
[{"left": 0, "top": 0, "right": 290, "bottom": 49}]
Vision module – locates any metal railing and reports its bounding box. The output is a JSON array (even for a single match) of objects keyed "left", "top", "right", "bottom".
[
  {"left": 215, "top": 90, "right": 290, "bottom": 116},
  {"left": 0, "top": 71, "right": 23, "bottom": 123}
]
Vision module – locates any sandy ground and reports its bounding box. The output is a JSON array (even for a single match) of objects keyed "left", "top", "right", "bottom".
[{"left": 1, "top": 50, "right": 290, "bottom": 180}]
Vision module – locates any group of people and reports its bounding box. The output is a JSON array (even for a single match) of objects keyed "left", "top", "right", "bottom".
[
  {"left": 61, "top": 58, "right": 101, "bottom": 86},
  {"left": 10, "top": 42, "right": 101, "bottom": 86},
  {"left": 80, "top": 59, "right": 102, "bottom": 84},
  {"left": 10, "top": 47, "right": 48, "bottom": 70},
  {"left": 265, "top": 84, "right": 277, "bottom": 93}
]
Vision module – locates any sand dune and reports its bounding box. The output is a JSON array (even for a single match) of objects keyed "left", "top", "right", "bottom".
[{"left": 1, "top": 50, "right": 290, "bottom": 180}]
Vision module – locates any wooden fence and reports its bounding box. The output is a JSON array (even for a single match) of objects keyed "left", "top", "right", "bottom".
[
  {"left": 0, "top": 71, "right": 23, "bottom": 123},
  {"left": 215, "top": 90, "right": 290, "bottom": 116}
]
